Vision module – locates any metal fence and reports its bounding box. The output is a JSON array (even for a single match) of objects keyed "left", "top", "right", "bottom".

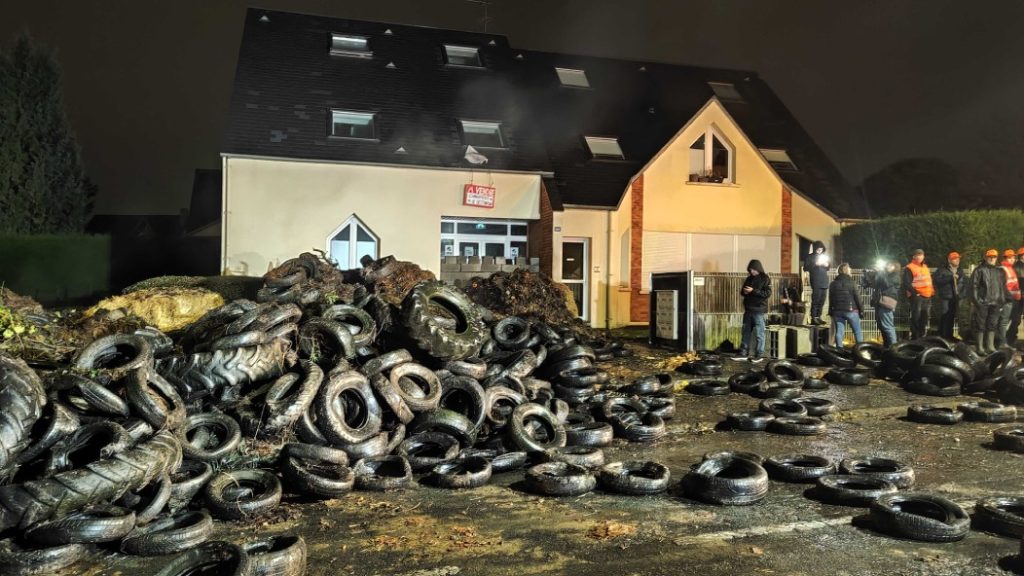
[{"left": 689, "top": 269, "right": 967, "bottom": 350}]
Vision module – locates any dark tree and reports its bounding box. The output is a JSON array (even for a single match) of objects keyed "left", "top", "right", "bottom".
[
  {"left": 0, "top": 33, "right": 95, "bottom": 234},
  {"left": 857, "top": 158, "right": 965, "bottom": 216}
]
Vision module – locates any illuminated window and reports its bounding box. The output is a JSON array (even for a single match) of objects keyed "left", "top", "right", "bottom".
[
  {"left": 329, "top": 215, "right": 378, "bottom": 269},
  {"left": 460, "top": 120, "right": 504, "bottom": 148},
  {"left": 688, "top": 128, "right": 734, "bottom": 183},
  {"left": 760, "top": 148, "right": 798, "bottom": 171}
]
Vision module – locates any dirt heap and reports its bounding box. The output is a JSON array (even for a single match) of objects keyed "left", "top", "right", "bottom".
[
  {"left": 84, "top": 287, "right": 225, "bottom": 332},
  {"left": 362, "top": 255, "right": 436, "bottom": 306},
  {"left": 464, "top": 268, "right": 590, "bottom": 333},
  {"left": 125, "top": 275, "right": 265, "bottom": 302}
]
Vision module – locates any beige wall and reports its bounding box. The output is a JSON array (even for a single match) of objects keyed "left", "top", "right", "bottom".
[
  {"left": 554, "top": 207, "right": 610, "bottom": 329},
  {"left": 791, "top": 190, "right": 841, "bottom": 271},
  {"left": 642, "top": 100, "right": 783, "bottom": 236},
  {"left": 222, "top": 156, "right": 541, "bottom": 276},
  {"left": 610, "top": 186, "right": 634, "bottom": 327}
]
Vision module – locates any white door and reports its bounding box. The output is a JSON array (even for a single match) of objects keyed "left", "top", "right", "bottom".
[{"left": 561, "top": 238, "right": 589, "bottom": 321}]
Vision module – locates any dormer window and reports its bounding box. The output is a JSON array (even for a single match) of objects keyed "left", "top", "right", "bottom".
[
  {"left": 760, "top": 148, "right": 799, "bottom": 171},
  {"left": 556, "top": 67, "right": 589, "bottom": 88},
  {"left": 584, "top": 136, "right": 624, "bottom": 159},
  {"left": 330, "top": 34, "right": 371, "bottom": 58},
  {"left": 330, "top": 110, "right": 377, "bottom": 140},
  {"left": 708, "top": 81, "right": 744, "bottom": 102},
  {"left": 459, "top": 120, "right": 504, "bottom": 148},
  {"left": 444, "top": 45, "right": 482, "bottom": 67}
]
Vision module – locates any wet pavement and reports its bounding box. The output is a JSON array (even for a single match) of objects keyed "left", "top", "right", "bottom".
[{"left": 76, "top": 342, "right": 1024, "bottom": 576}]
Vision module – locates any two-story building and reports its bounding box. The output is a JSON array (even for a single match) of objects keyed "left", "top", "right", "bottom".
[{"left": 221, "top": 9, "right": 866, "bottom": 329}]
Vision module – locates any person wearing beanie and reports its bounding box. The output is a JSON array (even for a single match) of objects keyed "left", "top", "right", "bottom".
[
  {"left": 996, "top": 249, "right": 1021, "bottom": 348},
  {"left": 1010, "top": 247, "right": 1024, "bottom": 346},
  {"left": 868, "top": 260, "right": 902, "bottom": 346},
  {"left": 932, "top": 251, "right": 968, "bottom": 340},
  {"left": 802, "top": 240, "right": 830, "bottom": 325},
  {"left": 828, "top": 263, "right": 863, "bottom": 346},
  {"left": 901, "top": 248, "right": 934, "bottom": 340},
  {"left": 971, "top": 249, "right": 1010, "bottom": 354}
]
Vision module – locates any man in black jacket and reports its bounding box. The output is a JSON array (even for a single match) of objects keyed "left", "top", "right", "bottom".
[
  {"left": 803, "top": 240, "right": 830, "bottom": 326},
  {"left": 1009, "top": 247, "right": 1024, "bottom": 346},
  {"left": 739, "top": 259, "right": 771, "bottom": 362},
  {"left": 933, "top": 251, "right": 968, "bottom": 340},
  {"left": 971, "top": 249, "right": 1010, "bottom": 354}
]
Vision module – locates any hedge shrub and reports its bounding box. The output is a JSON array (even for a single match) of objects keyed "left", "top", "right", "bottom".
[
  {"left": 841, "top": 210, "right": 1024, "bottom": 268},
  {"left": 0, "top": 234, "right": 110, "bottom": 304}
]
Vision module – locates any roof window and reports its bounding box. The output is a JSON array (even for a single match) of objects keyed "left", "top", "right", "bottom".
[
  {"left": 330, "top": 110, "right": 377, "bottom": 140},
  {"left": 584, "top": 136, "right": 624, "bottom": 159},
  {"left": 556, "top": 67, "right": 590, "bottom": 88},
  {"left": 330, "top": 34, "right": 372, "bottom": 58},
  {"left": 760, "top": 148, "right": 799, "bottom": 171},
  {"left": 444, "top": 45, "right": 482, "bottom": 67},
  {"left": 460, "top": 120, "right": 504, "bottom": 148},
  {"left": 708, "top": 81, "right": 744, "bottom": 101}
]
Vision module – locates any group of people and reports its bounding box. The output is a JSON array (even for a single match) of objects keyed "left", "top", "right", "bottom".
[{"left": 736, "top": 243, "right": 1024, "bottom": 361}]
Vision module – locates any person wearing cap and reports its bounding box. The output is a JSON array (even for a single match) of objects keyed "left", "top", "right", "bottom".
[
  {"left": 867, "top": 260, "right": 901, "bottom": 346},
  {"left": 996, "top": 248, "right": 1021, "bottom": 348},
  {"left": 901, "top": 248, "right": 934, "bottom": 340},
  {"left": 971, "top": 249, "right": 1010, "bottom": 354},
  {"left": 1009, "top": 247, "right": 1024, "bottom": 346},
  {"left": 932, "top": 251, "right": 968, "bottom": 340}
]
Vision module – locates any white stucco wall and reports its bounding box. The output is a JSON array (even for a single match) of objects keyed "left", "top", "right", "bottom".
[
  {"left": 554, "top": 207, "right": 610, "bottom": 328},
  {"left": 222, "top": 156, "right": 541, "bottom": 276}
]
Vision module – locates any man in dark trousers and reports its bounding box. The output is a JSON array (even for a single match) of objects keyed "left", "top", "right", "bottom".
[
  {"left": 803, "top": 240, "right": 830, "bottom": 325},
  {"left": 1010, "top": 247, "right": 1024, "bottom": 346},
  {"left": 739, "top": 259, "right": 771, "bottom": 362},
  {"left": 932, "top": 251, "right": 967, "bottom": 340},
  {"left": 972, "top": 248, "right": 1010, "bottom": 354},
  {"left": 902, "top": 248, "right": 934, "bottom": 340},
  {"left": 996, "top": 248, "right": 1021, "bottom": 349}
]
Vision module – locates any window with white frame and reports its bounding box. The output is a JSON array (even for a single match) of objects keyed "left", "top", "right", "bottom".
[
  {"left": 330, "top": 110, "right": 377, "bottom": 139},
  {"left": 584, "top": 136, "right": 624, "bottom": 159},
  {"left": 459, "top": 120, "right": 504, "bottom": 148},
  {"left": 330, "top": 34, "right": 371, "bottom": 58},
  {"left": 708, "top": 81, "right": 744, "bottom": 101},
  {"left": 440, "top": 218, "right": 527, "bottom": 260},
  {"left": 556, "top": 67, "right": 589, "bottom": 88},
  {"left": 688, "top": 128, "right": 734, "bottom": 183},
  {"left": 329, "top": 215, "right": 378, "bottom": 269},
  {"left": 760, "top": 148, "right": 799, "bottom": 171},
  {"left": 444, "top": 45, "right": 482, "bottom": 67}
]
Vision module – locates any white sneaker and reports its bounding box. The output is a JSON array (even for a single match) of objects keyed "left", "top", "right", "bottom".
[{"left": 748, "top": 356, "right": 766, "bottom": 364}]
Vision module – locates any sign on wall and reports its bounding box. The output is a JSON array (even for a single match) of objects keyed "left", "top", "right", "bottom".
[{"left": 463, "top": 184, "right": 496, "bottom": 208}]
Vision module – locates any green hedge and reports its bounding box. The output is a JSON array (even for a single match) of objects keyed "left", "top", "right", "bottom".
[
  {"left": 0, "top": 234, "right": 110, "bottom": 304},
  {"left": 841, "top": 210, "right": 1024, "bottom": 268}
]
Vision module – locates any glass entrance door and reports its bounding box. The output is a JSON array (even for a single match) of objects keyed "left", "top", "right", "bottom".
[{"left": 561, "top": 238, "right": 589, "bottom": 321}]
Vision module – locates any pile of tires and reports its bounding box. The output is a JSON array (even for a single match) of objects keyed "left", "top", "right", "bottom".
[{"left": 0, "top": 257, "right": 651, "bottom": 574}]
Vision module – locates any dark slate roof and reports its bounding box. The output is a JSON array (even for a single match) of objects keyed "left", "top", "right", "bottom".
[
  {"left": 187, "top": 169, "right": 222, "bottom": 234},
  {"left": 224, "top": 9, "right": 861, "bottom": 218}
]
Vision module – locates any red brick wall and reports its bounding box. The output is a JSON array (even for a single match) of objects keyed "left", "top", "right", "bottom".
[
  {"left": 781, "top": 186, "right": 793, "bottom": 273},
  {"left": 528, "top": 182, "right": 554, "bottom": 276},
  {"left": 629, "top": 176, "right": 649, "bottom": 323}
]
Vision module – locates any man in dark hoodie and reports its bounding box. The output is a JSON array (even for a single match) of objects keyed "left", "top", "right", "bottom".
[
  {"left": 828, "top": 263, "right": 863, "bottom": 346},
  {"left": 971, "top": 249, "right": 1010, "bottom": 354},
  {"left": 803, "top": 240, "right": 830, "bottom": 325},
  {"left": 932, "top": 251, "right": 968, "bottom": 340},
  {"left": 740, "top": 259, "right": 771, "bottom": 361}
]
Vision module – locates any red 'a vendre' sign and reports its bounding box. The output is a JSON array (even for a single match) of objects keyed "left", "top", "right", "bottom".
[{"left": 463, "top": 184, "right": 496, "bottom": 208}]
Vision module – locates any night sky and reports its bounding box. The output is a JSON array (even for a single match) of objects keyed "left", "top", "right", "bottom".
[{"left": 4, "top": 0, "right": 1022, "bottom": 215}]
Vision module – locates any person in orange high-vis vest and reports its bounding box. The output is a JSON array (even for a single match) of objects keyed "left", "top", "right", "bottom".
[
  {"left": 996, "top": 249, "right": 1021, "bottom": 348},
  {"left": 1009, "top": 246, "right": 1024, "bottom": 346},
  {"left": 901, "top": 248, "right": 934, "bottom": 340}
]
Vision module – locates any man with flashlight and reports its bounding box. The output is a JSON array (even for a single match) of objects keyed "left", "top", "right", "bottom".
[
  {"left": 902, "top": 249, "right": 934, "bottom": 340},
  {"left": 932, "top": 251, "right": 967, "bottom": 340},
  {"left": 803, "top": 240, "right": 830, "bottom": 326}
]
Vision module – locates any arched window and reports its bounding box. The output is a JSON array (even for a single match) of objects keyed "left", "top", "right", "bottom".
[
  {"left": 327, "top": 215, "right": 378, "bottom": 269},
  {"left": 688, "top": 127, "right": 734, "bottom": 183}
]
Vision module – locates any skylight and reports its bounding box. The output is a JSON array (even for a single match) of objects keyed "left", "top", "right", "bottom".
[
  {"left": 585, "top": 136, "right": 624, "bottom": 159},
  {"left": 330, "top": 110, "right": 377, "bottom": 140},
  {"left": 444, "top": 45, "right": 482, "bottom": 67},
  {"left": 708, "top": 82, "right": 744, "bottom": 101},
  {"left": 460, "top": 120, "right": 504, "bottom": 148},
  {"left": 556, "top": 67, "right": 590, "bottom": 88},
  {"left": 760, "top": 148, "right": 799, "bottom": 171},
  {"left": 330, "top": 34, "right": 372, "bottom": 58}
]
